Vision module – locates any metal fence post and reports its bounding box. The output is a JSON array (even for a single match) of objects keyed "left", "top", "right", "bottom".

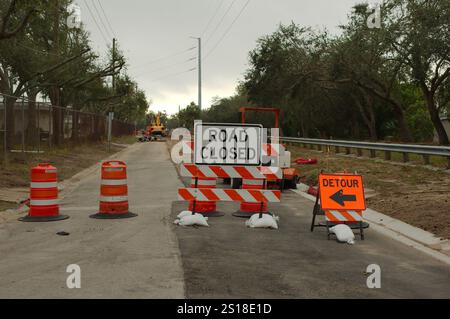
[
  {"left": 21, "top": 96, "right": 25, "bottom": 153},
  {"left": 37, "top": 102, "right": 40, "bottom": 153},
  {"left": 107, "top": 112, "right": 113, "bottom": 152},
  {"left": 2, "top": 93, "right": 6, "bottom": 164}
]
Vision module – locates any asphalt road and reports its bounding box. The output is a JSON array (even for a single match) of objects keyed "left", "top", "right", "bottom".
[
  {"left": 1, "top": 141, "right": 449, "bottom": 298},
  {"left": 173, "top": 194, "right": 450, "bottom": 298}
]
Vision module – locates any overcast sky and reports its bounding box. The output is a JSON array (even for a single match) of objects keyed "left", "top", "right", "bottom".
[{"left": 74, "top": 0, "right": 369, "bottom": 115}]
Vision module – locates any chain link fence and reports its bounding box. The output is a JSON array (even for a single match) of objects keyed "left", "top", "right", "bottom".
[{"left": 0, "top": 93, "right": 135, "bottom": 162}]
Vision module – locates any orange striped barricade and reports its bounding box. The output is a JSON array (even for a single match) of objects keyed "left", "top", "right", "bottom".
[
  {"left": 310, "top": 173, "right": 369, "bottom": 240},
  {"left": 178, "top": 188, "right": 281, "bottom": 210},
  {"left": 90, "top": 160, "right": 137, "bottom": 219},
  {"left": 180, "top": 164, "right": 282, "bottom": 218},
  {"left": 20, "top": 163, "right": 69, "bottom": 222}
]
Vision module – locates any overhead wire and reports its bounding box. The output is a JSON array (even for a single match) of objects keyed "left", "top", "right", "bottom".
[
  {"left": 133, "top": 57, "right": 196, "bottom": 77},
  {"left": 204, "top": 0, "right": 238, "bottom": 45},
  {"left": 91, "top": 0, "right": 113, "bottom": 39},
  {"left": 82, "top": 0, "right": 109, "bottom": 45},
  {"left": 143, "top": 68, "right": 197, "bottom": 83},
  {"left": 200, "top": 0, "right": 224, "bottom": 38},
  {"left": 204, "top": 0, "right": 251, "bottom": 60},
  {"left": 96, "top": 0, "right": 117, "bottom": 38},
  {"left": 130, "top": 46, "right": 196, "bottom": 70}
]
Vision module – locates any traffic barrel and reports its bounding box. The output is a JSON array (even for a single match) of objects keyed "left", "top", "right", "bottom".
[
  {"left": 188, "top": 177, "right": 224, "bottom": 217},
  {"left": 19, "top": 163, "right": 69, "bottom": 222},
  {"left": 233, "top": 179, "right": 270, "bottom": 218},
  {"left": 90, "top": 160, "right": 137, "bottom": 219}
]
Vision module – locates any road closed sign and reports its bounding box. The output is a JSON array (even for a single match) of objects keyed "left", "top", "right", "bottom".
[
  {"left": 194, "top": 121, "right": 262, "bottom": 165},
  {"left": 319, "top": 173, "right": 366, "bottom": 210}
]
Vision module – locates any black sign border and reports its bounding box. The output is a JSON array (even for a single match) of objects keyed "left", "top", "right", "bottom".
[{"left": 194, "top": 122, "right": 263, "bottom": 166}]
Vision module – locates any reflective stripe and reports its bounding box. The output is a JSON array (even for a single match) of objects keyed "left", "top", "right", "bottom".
[
  {"left": 30, "top": 182, "right": 58, "bottom": 188},
  {"left": 104, "top": 167, "right": 124, "bottom": 172},
  {"left": 101, "top": 179, "right": 127, "bottom": 186},
  {"left": 100, "top": 195, "right": 128, "bottom": 202},
  {"left": 30, "top": 199, "right": 59, "bottom": 206},
  {"left": 242, "top": 179, "right": 264, "bottom": 186},
  {"left": 192, "top": 179, "right": 216, "bottom": 186},
  {"left": 45, "top": 169, "right": 57, "bottom": 173}
]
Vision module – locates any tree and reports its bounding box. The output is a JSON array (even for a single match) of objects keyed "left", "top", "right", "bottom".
[
  {"left": 0, "top": 0, "right": 35, "bottom": 40},
  {"left": 385, "top": 0, "right": 450, "bottom": 144}
]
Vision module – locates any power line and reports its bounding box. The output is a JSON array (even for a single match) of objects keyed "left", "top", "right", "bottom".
[
  {"left": 82, "top": 0, "right": 109, "bottom": 45},
  {"left": 96, "top": 0, "right": 117, "bottom": 38},
  {"left": 91, "top": 0, "right": 113, "bottom": 39},
  {"left": 200, "top": 0, "right": 224, "bottom": 38},
  {"left": 130, "top": 47, "right": 196, "bottom": 70},
  {"left": 133, "top": 57, "right": 196, "bottom": 77},
  {"left": 141, "top": 68, "right": 197, "bottom": 83},
  {"left": 204, "top": 0, "right": 238, "bottom": 45},
  {"left": 204, "top": 0, "right": 250, "bottom": 60}
]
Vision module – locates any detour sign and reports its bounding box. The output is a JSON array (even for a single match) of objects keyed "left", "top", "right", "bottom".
[{"left": 319, "top": 174, "right": 366, "bottom": 210}]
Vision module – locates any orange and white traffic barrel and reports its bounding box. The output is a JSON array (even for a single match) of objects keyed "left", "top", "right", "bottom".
[
  {"left": 188, "top": 177, "right": 224, "bottom": 217},
  {"left": 90, "top": 160, "right": 137, "bottom": 219},
  {"left": 233, "top": 178, "right": 269, "bottom": 218},
  {"left": 19, "top": 163, "right": 69, "bottom": 222}
]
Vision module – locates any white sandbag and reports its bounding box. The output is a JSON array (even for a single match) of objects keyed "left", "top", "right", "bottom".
[
  {"left": 245, "top": 213, "right": 279, "bottom": 229},
  {"left": 329, "top": 224, "right": 355, "bottom": 244},
  {"left": 174, "top": 213, "right": 209, "bottom": 227},
  {"left": 177, "top": 210, "right": 208, "bottom": 220}
]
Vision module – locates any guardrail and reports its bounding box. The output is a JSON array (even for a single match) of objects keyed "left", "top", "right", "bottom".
[{"left": 276, "top": 136, "right": 450, "bottom": 169}]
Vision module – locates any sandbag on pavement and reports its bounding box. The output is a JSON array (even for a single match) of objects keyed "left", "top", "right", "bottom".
[
  {"left": 329, "top": 224, "right": 355, "bottom": 244},
  {"left": 245, "top": 213, "right": 279, "bottom": 229},
  {"left": 174, "top": 211, "right": 209, "bottom": 227}
]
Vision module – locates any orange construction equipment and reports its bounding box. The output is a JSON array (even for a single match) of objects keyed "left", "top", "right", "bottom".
[
  {"left": 90, "top": 160, "right": 137, "bottom": 219},
  {"left": 238, "top": 107, "right": 300, "bottom": 190},
  {"left": 19, "top": 163, "right": 69, "bottom": 222},
  {"left": 233, "top": 178, "right": 269, "bottom": 218},
  {"left": 189, "top": 177, "right": 224, "bottom": 217}
]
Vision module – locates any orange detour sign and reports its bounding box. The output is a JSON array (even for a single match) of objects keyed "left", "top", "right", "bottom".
[
  {"left": 318, "top": 174, "right": 366, "bottom": 211},
  {"left": 20, "top": 163, "right": 69, "bottom": 222},
  {"left": 90, "top": 161, "right": 137, "bottom": 219}
]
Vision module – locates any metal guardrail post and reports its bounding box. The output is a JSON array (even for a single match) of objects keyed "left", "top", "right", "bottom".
[
  {"left": 357, "top": 149, "right": 363, "bottom": 157},
  {"left": 423, "top": 155, "right": 430, "bottom": 165},
  {"left": 403, "top": 153, "right": 409, "bottom": 163},
  {"left": 385, "top": 150, "right": 391, "bottom": 161}
]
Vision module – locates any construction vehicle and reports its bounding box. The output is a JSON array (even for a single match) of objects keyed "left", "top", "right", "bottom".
[
  {"left": 138, "top": 112, "right": 167, "bottom": 142},
  {"left": 231, "top": 107, "right": 300, "bottom": 190}
]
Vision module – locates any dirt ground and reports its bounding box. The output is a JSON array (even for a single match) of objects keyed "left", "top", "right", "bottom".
[
  {"left": 288, "top": 145, "right": 450, "bottom": 240},
  {"left": 0, "top": 136, "right": 135, "bottom": 190}
]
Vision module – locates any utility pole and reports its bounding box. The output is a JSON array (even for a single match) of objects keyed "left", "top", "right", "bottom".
[
  {"left": 112, "top": 37, "right": 116, "bottom": 91},
  {"left": 190, "top": 37, "right": 201, "bottom": 109}
]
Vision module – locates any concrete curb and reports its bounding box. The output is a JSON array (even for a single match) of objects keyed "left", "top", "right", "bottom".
[{"left": 292, "top": 183, "right": 450, "bottom": 266}]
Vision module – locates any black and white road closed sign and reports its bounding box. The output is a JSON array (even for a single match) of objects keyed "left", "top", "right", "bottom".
[{"left": 194, "top": 121, "right": 263, "bottom": 165}]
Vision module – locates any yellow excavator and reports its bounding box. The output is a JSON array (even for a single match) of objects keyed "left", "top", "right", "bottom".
[{"left": 145, "top": 112, "right": 167, "bottom": 141}]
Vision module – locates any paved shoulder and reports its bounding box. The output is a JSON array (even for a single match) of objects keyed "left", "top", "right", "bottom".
[{"left": 0, "top": 142, "right": 185, "bottom": 298}]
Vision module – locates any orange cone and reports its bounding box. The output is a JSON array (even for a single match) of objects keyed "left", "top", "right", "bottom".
[
  {"left": 19, "top": 163, "right": 69, "bottom": 222},
  {"left": 90, "top": 160, "right": 137, "bottom": 219}
]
